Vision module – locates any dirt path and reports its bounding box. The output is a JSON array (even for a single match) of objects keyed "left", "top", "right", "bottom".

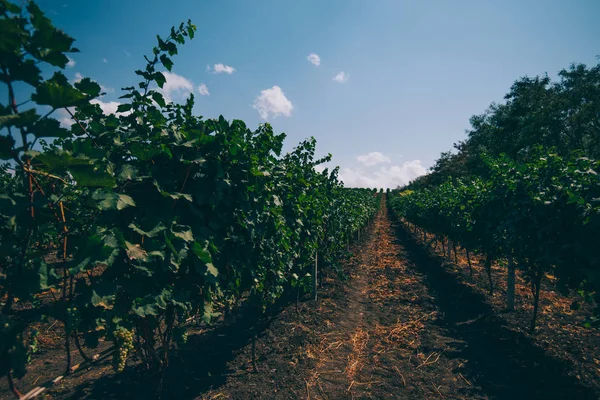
[
  {"left": 304, "top": 202, "right": 479, "bottom": 399},
  {"left": 293, "top": 200, "right": 597, "bottom": 400}
]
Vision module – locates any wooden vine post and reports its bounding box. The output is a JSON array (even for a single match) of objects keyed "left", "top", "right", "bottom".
[
  {"left": 313, "top": 250, "right": 318, "bottom": 301},
  {"left": 506, "top": 256, "right": 516, "bottom": 311}
]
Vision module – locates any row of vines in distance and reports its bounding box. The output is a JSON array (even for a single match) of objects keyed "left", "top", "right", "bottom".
[
  {"left": 0, "top": 1, "right": 379, "bottom": 397},
  {"left": 388, "top": 150, "right": 600, "bottom": 331}
]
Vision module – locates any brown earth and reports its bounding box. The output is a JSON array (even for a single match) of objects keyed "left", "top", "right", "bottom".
[{"left": 2, "top": 201, "right": 599, "bottom": 399}]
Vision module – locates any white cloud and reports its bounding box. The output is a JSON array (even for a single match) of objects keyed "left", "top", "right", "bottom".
[
  {"left": 100, "top": 85, "right": 115, "bottom": 94},
  {"left": 103, "top": 58, "right": 108, "bottom": 63},
  {"left": 333, "top": 71, "right": 349, "bottom": 83},
  {"left": 211, "top": 63, "right": 236, "bottom": 74},
  {"left": 90, "top": 99, "right": 126, "bottom": 115},
  {"left": 59, "top": 117, "right": 73, "bottom": 128},
  {"left": 339, "top": 160, "right": 427, "bottom": 189},
  {"left": 57, "top": 99, "right": 129, "bottom": 128},
  {"left": 314, "top": 164, "right": 326, "bottom": 173},
  {"left": 74, "top": 72, "right": 83, "bottom": 83},
  {"left": 157, "top": 71, "right": 194, "bottom": 103},
  {"left": 66, "top": 57, "right": 75, "bottom": 68},
  {"left": 307, "top": 53, "right": 321, "bottom": 66},
  {"left": 57, "top": 108, "right": 75, "bottom": 128},
  {"left": 198, "top": 83, "right": 209, "bottom": 96},
  {"left": 124, "top": 50, "right": 131, "bottom": 57},
  {"left": 253, "top": 86, "right": 293, "bottom": 120},
  {"left": 357, "top": 152, "right": 391, "bottom": 167}
]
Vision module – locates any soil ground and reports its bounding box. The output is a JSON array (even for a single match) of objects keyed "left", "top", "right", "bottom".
[{"left": 2, "top": 201, "right": 599, "bottom": 399}]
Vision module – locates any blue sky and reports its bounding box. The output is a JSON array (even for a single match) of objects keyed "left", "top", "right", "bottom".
[{"left": 27, "top": 0, "right": 600, "bottom": 187}]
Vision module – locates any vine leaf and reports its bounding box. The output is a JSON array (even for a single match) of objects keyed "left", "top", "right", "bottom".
[
  {"left": 32, "top": 72, "right": 87, "bottom": 108},
  {"left": 92, "top": 191, "right": 136, "bottom": 210}
]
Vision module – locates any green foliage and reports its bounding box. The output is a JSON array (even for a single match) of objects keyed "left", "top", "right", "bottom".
[{"left": 390, "top": 150, "right": 600, "bottom": 328}]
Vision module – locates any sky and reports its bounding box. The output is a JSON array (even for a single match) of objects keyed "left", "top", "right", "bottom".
[{"left": 15, "top": 0, "right": 600, "bottom": 188}]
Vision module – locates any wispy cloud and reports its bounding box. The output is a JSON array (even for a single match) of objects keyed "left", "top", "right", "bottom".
[
  {"left": 210, "top": 63, "right": 236, "bottom": 74},
  {"left": 57, "top": 108, "right": 74, "bottom": 128},
  {"left": 66, "top": 57, "right": 75, "bottom": 68},
  {"left": 253, "top": 86, "right": 293, "bottom": 120},
  {"left": 100, "top": 85, "right": 115, "bottom": 94},
  {"left": 307, "top": 53, "right": 321, "bottom": 66},
  {"left": 333, "top": 71, "right": 349, "bottom": 83},
  {"left": 103, "top": 58, "right": 108, "bottom": 63},
  {"left": 124, "top": 50, "right": 131, "bottom": 57},
  {"left": 57, "top": 100, "right": 130, "bottom": 128},
  {"left": 357, "top": 152, "right": 391, "bottom": 167},
  {"left": 339, "top": 160, "right": 427, "bottom": 189},
  {"left": 198, "top": 83, "right": 209, "bottom": 96},
  {"left": 90, "top": 99, "right": 124, "bottom": 115},
  {"left": 73, "top": 72, "right": 83, "bottom": 83}
]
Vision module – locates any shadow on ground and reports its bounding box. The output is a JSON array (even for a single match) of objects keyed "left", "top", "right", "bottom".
[
  {"left": 390, "top": 210, "right": 597, "bottom": 400},
  {"left": 64, "top": 295, "right": 292, "bottom": 399}
]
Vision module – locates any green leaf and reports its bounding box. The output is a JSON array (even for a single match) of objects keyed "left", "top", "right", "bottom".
[
  {"left": 35, "top": 149, "right": 91, "bottom": 170},
  {"left": 0, "top": 134, "right": 15, "bottom": 160},
  {"left": 32, "top": 72, "right": 87, "bottom": 108},
  {"left": 9, "top": 59, "right": 42, "bottom": 86},
  {"left": 116, "top": 103, "right": 132, "bottom": 114},
  {"left": 133, "top": 302, "right": 159, "bottom": 317},
  {"left": 154, "top": 181, "right": 192, "bottom": 202},
  {"left": 160, "top": 55, "right": 173, "bottom": 71},
  {"left": 191, "top": 241, "right": 212, "bottom": 264},
  {"left": 206, "top": 263, "right": 218, "bottom": 278},
  {"left": 37, "top": 260, "right": 49, "bottom": 291},
  {"left": 39, "top": 51, "right": 70, "bottom": 68},
  {"left": 92, "top": 191, "right": 136, "bottom": 210},
  {"left": 154, "top": 72, "right": 166, "bottom": 89},
  {"left": 69, "top": 165, "right": 115, "bottom": 187},
  {"left": 0, "top": 18, "right": 27, "bottom": 54},
  {"left": 128, "top": 222, "right": 166, "bottom": 238},
  {"left": 202, "top": 301, "right": 220, "bottom": 324},
  {"left": 171, "top": 225, "right": 193, "bottom": 242},
  {"left": 133, "top": 289, "right": 171, "bottom": 317},
  {"left": 117, "top": 165, "right": 139, "bottom": 181},
  {"left": 30, "top": 117, "right": 70, "bottom": 138},
  {"left": 66, "top": 233, "right": 119, "bottom": 274},
  {"left": 152, "top": 91, "right": 166, "bottom": 108},
  {"left": 75, "top": 78, "right": 101, "bottom": 97},
  {"left": 91, "top": 290, "right": 115, "bottom": 310},
  {"left": 125, "top": 241, "right": 148, "bottom": 261}
]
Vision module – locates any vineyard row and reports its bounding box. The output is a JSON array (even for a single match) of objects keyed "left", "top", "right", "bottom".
[{"left": 0, "top": 2, "right": 379, "bottom": 397}]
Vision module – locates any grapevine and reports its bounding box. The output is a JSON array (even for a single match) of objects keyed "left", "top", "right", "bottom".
[
  {"left": 0, "top": 1, "right": 379, "bottom": 396},
  {"left": 389, "top": 150, "right": 600, "bottom": 330}
]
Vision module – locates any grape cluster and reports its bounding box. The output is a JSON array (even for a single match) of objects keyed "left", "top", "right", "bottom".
[
  {"left": 174, "top": 327, "right": 188, "bottom": 345},
  {"left": 112, "top": 327, "right": 134, "bottom": 372}
]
